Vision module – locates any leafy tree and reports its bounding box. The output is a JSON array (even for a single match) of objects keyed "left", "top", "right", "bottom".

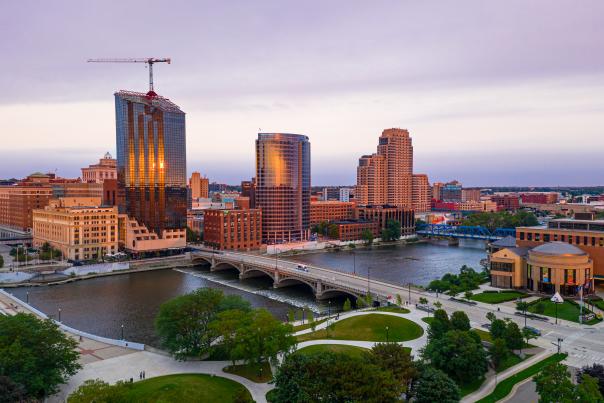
[
  {"left": 428, "top": 309, "right": 451, "bottom": 341},
  {"left": 230, "top": 309, "right": 295, "bottom": 365},
  {"left": 462, "top": 211, "right": 539, "bottom": 231},
  {"left": 433, "top": 301, "right": 442, "bottom": 310},
  {"left": 342, "top": 298, "right": 352, "bottom": 312},
  {"left": 522, "top": 327, "right": 537, "bottom": 349},
  {"left": 380, "top": 220, "right": 402, "bottom": 242},
  {"left": 534, "top": 302, "right": 546, "bottom": 314},
  {"left": 516, "top": 301, "right": 530, "bottom": 327},
  {"left": 419, "top": 297, "right": 428, "bottom": 305},
  {"left": 490, "top": 318, "right": 507, "bottom": 340},
  {"left": 218, "top": 294, "right": 252, "bottom": 313},
  {"left": 396, "top": 294, "right": 403, "bottom": 306},
  {"left": 413, "top": 365, "right": 460, "bottom": 403},
  {"left": 186, "top": 226, "right": 202, "bottom": 243},
  {"left": 155, "top": 288, "right": 224, "bottom": 359},
  {"left": 287, "top": 309, "right": 296, "bottom": 323},
  {"left": 0, "top": 376, "right": 25, "bottom": 403},
  {"left": 327, "top": 224, "right": 339, "bottom": 239},
  {"left": 422, "top": 329, "right": 489, "bottom": 384},
  {"left": 577, "top": 374, "right": 604, "bottom": 403},
  {"left": 361, "top": 229, "right": 374, "bottom": 245},
  {"left": 579, "top": 364, "right": 604, "bottom": 395},
  {"left": 450, "top": 311, "right": 471, "bottom": 331},
  {"left": 369, "top": 343, "right": 417, "bottom": 396},
  {"left": 489, "top": 338, "right": 509, "bottom": 371},
  {"left": 486, "top": 312, "right": 496, "bottom": 322},
  {"left": 209, "top": 309, "right": 251, "bottom": 364},
  {"left": 67, "top": 379, "right": 130, "bottom": 403},
  {"left": 464, "top": 291, "right": 474, "bottom": 300},
  {"left": 271, "top": 352, "right": 400, "bottom": 403},
  {"left": 308, "top": 310, "right": 316, "bottom": 331},
  {"left": 503, "top": 321, "right": 524, "bottom": 352},
  {"left": 0, "top": 313, "right": 81, "bottom": 399},
  {"left": 534, "top": 362, "right": 576, "bottom": 403}
]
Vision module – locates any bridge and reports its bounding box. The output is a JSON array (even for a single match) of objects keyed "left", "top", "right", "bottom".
[
  {"left": 190, "top": 249, "right": 415, "bottom": 303},
  {"left": 416, "top": 224, "right": 516, "bottom": 240}
]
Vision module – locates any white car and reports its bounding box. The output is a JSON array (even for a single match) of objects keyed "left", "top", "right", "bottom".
[{"left": 296, "top": 264, "right": 309, "bottom": 272}]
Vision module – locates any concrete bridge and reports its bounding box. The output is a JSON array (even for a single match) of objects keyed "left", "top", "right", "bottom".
[{"left": 191, "top": 249, "right": 369, "bottom": 301}]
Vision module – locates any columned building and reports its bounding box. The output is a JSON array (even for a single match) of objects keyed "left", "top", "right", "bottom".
[
  {"left": 115, "top": 90, "right": 187, "bottom": 251},
  {"left": 255, "top": 133, "right": 310, "bottom": 243}
]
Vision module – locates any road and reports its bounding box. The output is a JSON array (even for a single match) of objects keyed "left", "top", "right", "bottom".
[{"left": 194, "top": 248, "right": 604, "bottom": 369}]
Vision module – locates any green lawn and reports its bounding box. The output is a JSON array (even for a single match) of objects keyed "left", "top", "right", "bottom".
[
  {"left": 471, "top": 291, "right": 527, "bottom": 304},
  {"left": 459, "top": 376, "right": 486, "bottom": 397},
  {"left": 296, "top": 314, "right": 424, "bottom": 343},
  {"left": 591, "top": 299, "right": 604, "bottom": 312},
  {"left": 375, "top": 306, "right": 410, "bottom": 314},
  {"left": 293, "top": 318, "right": 328, "bottom": 332},
  {"left": 421, "top": 317, "right": 434, "bottom": 325},
  {"left": 473, "top": 328, "right": 492, "bottom": 343},
  {"left": 476, "top": 353, "right": 567, "bottom": 403},
  {"left": 528, "top": 299, "right": 601, "bottom": 325},
  {"left": 223, "top": 362, "right": 272, "bottom": 383},
  {"left": 496, "top": 353, "right": 530, "bottom": 373},
  {"left": 81, "top": 374, "right": 252, "bottom": 403},
  {"left": 295, "top": 344, "right": 371, "bottom": 359}
]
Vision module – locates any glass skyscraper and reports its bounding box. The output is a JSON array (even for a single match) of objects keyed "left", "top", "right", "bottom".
[
  {"left": 115, "top": 90, "right": 187, "bottom": 239},
  {"left": 255, "top": 133, "right": 310, "bottom": 243}
]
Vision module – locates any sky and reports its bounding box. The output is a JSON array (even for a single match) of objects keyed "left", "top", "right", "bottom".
[{"left": 0, "top": 1, "right": 603, "bottom": 186}]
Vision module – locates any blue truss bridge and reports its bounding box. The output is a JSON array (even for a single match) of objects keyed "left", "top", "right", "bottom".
[{"left": 417, "top": 224, "right": 516, "bottom": 241}]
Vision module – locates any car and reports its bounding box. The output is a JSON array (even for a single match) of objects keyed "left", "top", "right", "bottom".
[
  {"left": 481, "top": 323, "right": 492, "bottom": 330},
  {"left": 296, "top": 264, "right": 309, "bottom": 272},
  {"left": 523, "top": 326, "right": 541, "bottom": 336}
]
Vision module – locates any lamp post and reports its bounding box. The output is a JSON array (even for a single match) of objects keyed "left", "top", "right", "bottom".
[
  {"left": 328, "top": 300, "right": 331, "bottom": 317},
  {"left": 26, "top": 291, "right": 29, "bottom": 304},
  {"left": 386, "top": 326, "right": 389, "bottom": 343},
  {"left": 121, "top": 324, "right": 124, "bottom": 340},
  {"left": 58, "top": 308, "right": 62, "bottom": 322},
  {"left": 353, "top": 250, "right": 356, "bottom": 276}
]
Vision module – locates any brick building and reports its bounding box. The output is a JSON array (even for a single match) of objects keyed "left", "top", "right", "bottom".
[
  {"left": 203, "top": 209, "right": 262, "bottom": 250},
  {"left": 0, "top": 175, "right": 53, "bottom": 231},
  {"left": 520, "top": 192, "right": 558, "bottom": 204},
  {"left": 310, "top": 200, "right": 355, "bottom": 225},
  {"left": 355, "top": 205, "right": 415, "bottom": 236},
  {"left": 491, "top": 194, "right": 520, "bottom": 210},
  {"left": 412, "top": 174, "right": 431, "bottom": 212},
  {"left": 334, "top": 220, "right": 380, "bottom": 241},
  {"left": 81, "top": 152, "right": 117, "bottom": 183}
]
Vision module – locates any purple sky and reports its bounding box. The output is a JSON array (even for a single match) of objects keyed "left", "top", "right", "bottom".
[{"left": 1, "top": 1, "right": 603, "bottom": 186}]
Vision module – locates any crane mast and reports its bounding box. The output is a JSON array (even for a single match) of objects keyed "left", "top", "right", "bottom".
[{"left": 87, "top": 58, "right": 171, "bottom": 94}]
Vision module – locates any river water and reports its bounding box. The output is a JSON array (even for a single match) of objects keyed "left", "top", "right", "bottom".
[{"left": 7, "top": 239, "right": 486, "bottom": 347}]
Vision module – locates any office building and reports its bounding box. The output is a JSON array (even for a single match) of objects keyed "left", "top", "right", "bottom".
[
  {"left": 310, "top": 200, "right": 355, "bottom": 225},
  {"left": 0, "top": 174, "right": 53, "bottom": 231},
  {"left": 432, "top": 182, "right": 444, "bottom": 201},
  {"left": 491, "top": 194, "right": 520, "bottom": 210},
  {"left": 32, "top": 197, "right": 118, "bottom": 261},
  {"left": 355, "top": 205, "right": 415, "bottom": 236},
  {"left": 520, "top": 192, "right": 559, "bottom": 205},
  {"left": 462, "top": 188, "right": 481, "bottom": 202},
  {"left": 241, "top": 180, "right": 256, "bottom": 208},
  {"left": 81, "top": 152, "right": 117, "bottom": 183},
  {"left": 203, "top": 209, "right": 262, "bottom": 251},
  {"left": 189, "top": 172, "right": 209, "bottom": 199},
  {"left": 339, "top": 187, "right": 352, "bottom": 202},
  {"left": 412, "top": 174, "right": 431, "bottom": 212},
  {"left": 441, "top": 181, "right": 462, "bottom": 202},
  {"left": 333, "top": 220, "right": 380, "bottom": 241},
  {"left": 52, "top": 182, "right": 103, "bottom": 199},
  {"left": 356, "top": 154, "right": 386, "bottom": 205},
  {"left": 255, "top": 133, "right": 311, "bottom": 243},
  {"left": 114, "top": 90, "right": 187, "bottom": 251}
]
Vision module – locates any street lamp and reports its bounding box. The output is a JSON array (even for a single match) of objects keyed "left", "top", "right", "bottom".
[
  {"left": 26, "top": 291, "right": 29, "bottom": 304},
  {"left": 121, "top": 324, "right": 124, "bottom": 340},
  {"left": 328, "top": 300, "right": 332, "bottom": 317},
  {"left": 58, "top": 308, "right": 62, "bottom": 322},
  {"left": 353, "top": 250, "right": 356, "bottom": 276},
  {"left": 386, "top": 326, "right": 389, "bottom": 343}
]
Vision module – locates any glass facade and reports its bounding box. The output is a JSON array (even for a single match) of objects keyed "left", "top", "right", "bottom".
[
  {"left": 115, "top": 91, "right": 187, "bottom": 238},
  {"left": 255, "top": 133, "right": 310, "bottom": 243}
]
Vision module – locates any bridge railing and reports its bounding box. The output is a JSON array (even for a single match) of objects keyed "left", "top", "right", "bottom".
[{"left": 417, "top": 224, "right": 515, "bottom": 239}]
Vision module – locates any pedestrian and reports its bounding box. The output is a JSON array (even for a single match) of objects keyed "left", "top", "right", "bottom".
[
  {"left": 139, "top": 372, "right": 142, "bottom": 380},
  {"left": 143, "top": 370, "right": 146, "bottom": 379}
]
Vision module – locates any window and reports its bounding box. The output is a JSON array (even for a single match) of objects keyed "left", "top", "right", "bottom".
[
  {"left": 527, "top": 233, "right": 533, "bottom": 241},
  {"left": 519, "top": 232, "right": 525, "bottom": 240}
]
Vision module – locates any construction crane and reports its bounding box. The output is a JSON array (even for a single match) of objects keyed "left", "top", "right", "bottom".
[{"left": 87, "top": 58, "right": 171, "bottom": 94}]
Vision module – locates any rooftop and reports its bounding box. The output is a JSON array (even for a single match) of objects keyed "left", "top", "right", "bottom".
[
  {"left": 530, "top": 242, "right": 587, "bottom": 256},
  {"left": 115, "top": 90, "right": 184, "bottom": 114},
  {"left": 491, "top": 235, "right": 516, "bottom": 248}
]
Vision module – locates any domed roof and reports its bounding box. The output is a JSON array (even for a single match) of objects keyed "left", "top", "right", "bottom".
[
  {"left": 103, "top": 152, "right": 113, "bottom": 159},
  {"left": 531, "top": 242, "right": 586, "bottom": 256}
]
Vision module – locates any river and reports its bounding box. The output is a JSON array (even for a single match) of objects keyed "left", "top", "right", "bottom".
[{"left": 7, "top": 239, "right": 486, "bottom": 347}]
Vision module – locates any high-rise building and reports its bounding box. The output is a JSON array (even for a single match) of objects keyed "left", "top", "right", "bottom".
[
  {"left": 255, "top": 133, "right": 310, "bottom": 243},
  {"left": 241, "top": 180, "right": 256, "bottom": 208},
  {"left": 412, "top": 174, "right": 431, "bottom": 212},
  {"left": 462, "top": 188, "right": 482, "bottom": 202},
  {"left": 356, "top": 154, "right": 386, "bottom": 205},
  {"left": 189, "top": 172, "right": 209, "bottom": 199},
  {"left": 81, "top": 152, "right": 117, "bottom": 183},
  {"left": 115, "top": 90, "right": 187, "bottom": 251},
  {"left": 339, "top": 187, "right": 352, "bottom": 202},
  {"left": 432, "top": 182, "right": 444, "bottom": 201},
  {"left": 356, "top": 128, "right": 413, "bottom": 208},
  {"left": 441, "top": 181, "right": 463, "bottom": 202}
]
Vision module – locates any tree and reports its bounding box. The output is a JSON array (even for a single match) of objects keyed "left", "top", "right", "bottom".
[
  {"left": 490, "top": 318, "right": 507, "bottom": 340},
  {"left": 154, "top": 288, "right": 224, "bottom": 359},
  {"left": 0, "top": 313, "right": 81, "bottom": 399},
  {"left": 534, "top": 301, "right": 546, "bottom": 314},
  {"left": 534, "top": 362, "right": 575, "bottom": 403},
  {"left": 186, "top": 226, "right": 202, "bottom": 243},
  {"left": 522, "top": 327, "right": 537, "bottom": 350},
  {"left": 370, "top": 343, "right": 417, "bottom": 396},
  {"left": 464, "top": 291, "right": 474, "bottom": 301},
  {"left": 342, "top": 298, "right": 352, "bottom": 312},
  {"left": 489, "top": 338, "right": 509, "bottom": 371},
  {"left": 396, "top": 294, "right": 403, "bottom": 306},
  {"left": 209, "top": 309, "right": 251, "bottom": 364},
  {"left": 67, "top": 379, "right": 130, "bottom": 403},
  {"left": 450, "top": 311, "right": 471, "bottom": 331},
  {"left": 0, "top": 376, "right": 25, "bottom": 403},
  {"left": 516, "top": 301, "right": 530, "bottom": 327},
  {"left": 230, "top": 309, "right": 296, "bottom": 365},
  {"left": 419, "top": 297, "right": 428, "bottom": 305},
  {"left": 413, "top": 366, "right": 460, "bottom": 403},
  {"left": 577, "top": 374, "right": 604, "bottom": 403},
  {"left": 361, "top": 229, "right": 374, "bottom": 245},
  {"left": 271, "top": 352, "right": 400, "bottom": 403},
  {"left": 218, "top": 295, "right": 252, "bottom": 313},
  {"left": 327, "top": 224, "right": 339, "bottom": 239},
  {"left": 503, "top": 321, "right": 524, "bottom": 352},
  {"left": 579, "top": 364, "right": 604, "bottom": 395},
  {"left": 422, "top": 329, "right": 489, "bottom": 384},
  {"left": 287, "top": 309, "right": 296, "bottom": 323},
  {"left": 428, "top": 309, "right": 451, "bottom": 341},
  {"left": 486, "top": 312, "right": 496, "bottom": 323},
  {"left": 433, "top": 301, "right": 442, "bottom": 310},
  {"left": 0, "top": 255, "right": 3, "bottom": 269}
]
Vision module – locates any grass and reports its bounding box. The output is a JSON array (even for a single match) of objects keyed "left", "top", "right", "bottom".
[
  {"left": 591, "top": 299, "right": 604, "bottom": 311},
  {"left": 223, "top": 362, "right": 272, "bottom": 383},
  {"left": 476, "top": 353, "right": 567, "bottom": 403},
  {"left": 293, "top": 318, "right": 328, "bottom": 332},
  {"left": 528, "top": 298, "right": 601, "bottom": 325},
  {"left": 421, "top": 317, "right": 434, "bottom": 325},
  {"left": 375, "top": 305, "right": 410, "bottom": 314},
  {"left": 470, "top": 291, "right": 527, "bottom": 304},
  {"left": 459, "top": 376, "right": 486, "bottom": 397},
  {"left": 296, "top": 314, "right": 424, "bottom": 343},
  {"left": 295, "top": 344, "right": 371, "bottom": 359},
  {"left": 82, "top": 373, "right": 253, "bottom": 403},
  {"left": 496, "top": 353, "right": 529, "bottom": 373},
  {"left": 473, "top": 328, "right": 493, "bottom": 342}
]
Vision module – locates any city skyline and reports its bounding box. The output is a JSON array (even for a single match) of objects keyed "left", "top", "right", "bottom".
[{"left": 1, "top": 1, "right": 603, "bottom": 186}]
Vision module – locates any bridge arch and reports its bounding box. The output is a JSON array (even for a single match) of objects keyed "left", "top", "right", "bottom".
[
  {"left": 274, "top": 277, "right": 316, "bottom": 294},
  {"left": 212, "top": 261, "right": 242, "bottom": 273},
  {"left": 191, "top": 256, "right": 213, "bottom": 266},
  {"left": 241, "top": 268, "right": 275, "bottom": 281},
  {"left": 317, "top": 288, "right": 362, "bottom": 301}
]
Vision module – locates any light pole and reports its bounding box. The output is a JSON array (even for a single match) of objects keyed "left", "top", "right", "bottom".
[
  {"left": 328, "top": 300, "right": 331, "bottom": 317},
  {"left": 121, "top": 324, "right": 124, "bottom": 340},
  {"left": 353, "top": 250, "right": 356, "bottom": 276},
  {"left": 58, "top": 308, "right": 62, "bottom": 322},
  {"left": 408, "top": 283, "right": 411, "bottom": 304},
  {"left": 26, "top": 291, "right": 29, "bottom": 304},
  {"left": 386, "top": 326, "right": 389, "bottom": 343},
  {"left": 367, "top": 266, "right": 371, "bottom": 298}
]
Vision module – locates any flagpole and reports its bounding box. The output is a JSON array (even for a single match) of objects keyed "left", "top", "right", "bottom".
[{"left": 579, "top": 285, "right": 583, "bottom": 325}]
